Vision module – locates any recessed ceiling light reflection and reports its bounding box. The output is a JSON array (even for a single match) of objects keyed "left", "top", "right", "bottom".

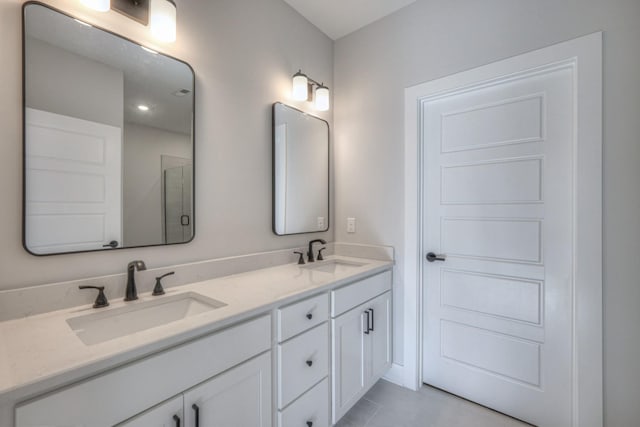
[{"left": 137, "top": 105, "right": 150, "bottom": 112}]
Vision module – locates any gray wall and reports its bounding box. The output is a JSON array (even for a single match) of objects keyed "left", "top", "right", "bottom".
[
  {"left": 122, "top": 122, "right": 191, "bottom": 247},
  {"left": 333, "top": 0, "right": 640, "bottom": 424},
  {"left": 25, "top": 37, "right": 123, "bottom": 128},
  {"left": 0, "top": 0, "right": 333, "bottom": 288}
]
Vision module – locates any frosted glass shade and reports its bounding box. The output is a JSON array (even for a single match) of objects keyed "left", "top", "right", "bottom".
[
  {"left": 80, "top": 0, "right": 110, "bottom": 12},
  {"left": 150, "top": 0, "right": 177, "bottom": 43},
  {"left": 315, "top": 85, "right": 330, "bottom": 111},
  {"left": 292, "top": 73, "right": 309, "bottom": 101}
]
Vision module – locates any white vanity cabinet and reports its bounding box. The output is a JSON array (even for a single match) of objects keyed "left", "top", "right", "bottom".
[
  {"left": 331, "top": 271, "right": 392, "bottom": 424},
  {"left": 277, "top": 293, "right": 331, "bottom": 427},
  {"left": 119, "top": 353, "right": 272, "bottom": 427},
  {"left": 16, "top": 315, "right": 271, "bottom": 427},
  {"left": 118, "top": 396, "right": 184, "bottom": 427},
  {"left": 11, "top": 264, "right": 394, "bottom": 427},
  {"left": 183, "top": 352, "right": 272, "bottom": 427}
]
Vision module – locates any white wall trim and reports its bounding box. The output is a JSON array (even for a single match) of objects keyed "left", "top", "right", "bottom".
[
  {"left": 402, "top": 32, "right": 602, "bottom": 426},
  {"left": 382, "top": 363, "right": 405, "bottom": 386}
]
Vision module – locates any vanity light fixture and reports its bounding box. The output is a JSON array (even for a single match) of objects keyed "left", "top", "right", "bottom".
[
  {"left": 80, "top": 0, "right": 110, "bottom": 13},
  {"left": 150, "top": 0, "right": 177, "bottom": 43},
  {"left": 79, "top": 0, "right": 177, "bottom": 43},
  {"left": 315, "top": 83, "right": 330, "bottom": 111},
  {"left": 291, "top": 69, "right": 331, "bottom": 111}
]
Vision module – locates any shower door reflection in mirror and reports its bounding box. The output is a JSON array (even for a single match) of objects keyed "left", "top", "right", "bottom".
[{"left": 23, "top": 2, "right": 195, "bottom": 255}]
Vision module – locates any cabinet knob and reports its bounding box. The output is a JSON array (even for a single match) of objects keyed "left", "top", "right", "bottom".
[
  {"left": 306, "top": 313, "right": 313, "bottom": 320},
  {"left": 306, "top": 359, "right": 313, "bottom": 367},
  {"left": 307, "top": 422, "right": 313, "bottom": 427}
]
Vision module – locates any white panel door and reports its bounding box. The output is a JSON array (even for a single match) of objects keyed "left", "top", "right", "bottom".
[
  {"left": 183, "top": 352, "right": 271, "bottom": 427},
  {"left": 422, "top": 63, "right": 574, "bottom": 426},
  {"left": 25, "top": 108, "right": 122, "bottom": 254}
]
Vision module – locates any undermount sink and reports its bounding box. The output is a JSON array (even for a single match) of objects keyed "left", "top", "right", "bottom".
[
  {"left": 301, "top": 258, "right": 368, "bottom": 274},
  {"left": 67, "top": 292, "right": 227, "bottom": 346}
]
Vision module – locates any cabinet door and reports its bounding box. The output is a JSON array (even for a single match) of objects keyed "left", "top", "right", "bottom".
[
  {"left": 368, "top": 291, "right": 392, "bottom": 384},
  {"left": 331, "top": 306, "right": 367, "bottom": 423},
  {"left": 183, "top": 352, "right": 271, "bottom": 427},
  {"left": 117, "top": 395, "right": 183, "bottom": 427}
]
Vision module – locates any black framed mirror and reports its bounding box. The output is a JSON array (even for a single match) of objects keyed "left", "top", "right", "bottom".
[
  {"left": 272, "top": 102, "right": 329, "bottom": 236},
  {"left": 22, "top": 2, "right": 195, "bottom": 255}
]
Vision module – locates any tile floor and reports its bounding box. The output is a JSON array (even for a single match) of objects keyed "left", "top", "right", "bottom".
[{"left": 335, "top": 380, "right": 532, "bottom": 427}]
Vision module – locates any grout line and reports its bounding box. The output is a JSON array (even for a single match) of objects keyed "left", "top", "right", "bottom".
[{"left": 363, "top": 403, "right": 382, "bottom": 427}]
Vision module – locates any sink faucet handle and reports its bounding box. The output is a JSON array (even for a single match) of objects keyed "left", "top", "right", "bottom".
[
  {"left": 79, "top": 285, "right": 110, "bottom": 309},
  {"left": 293, "top": 251, "right": 305, "bottom": 265},
  {"left": 317, "top": 247, "right": 326, "bottom": 261},
  {"left": 153, "top": 272, "right": 175, "bottom": 296}
]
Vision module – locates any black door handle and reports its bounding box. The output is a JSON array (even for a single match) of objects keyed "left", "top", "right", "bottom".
[
  {"left": 181, "top": 215, "right": 190, "bottom": 226},
  {"left": 192, "top": 404, "right": 199, "bottom": 427},
  {"left": 368, "top": 308, "right": 374, "bottom": 332},
  {"left": 364, "top": 311, "right": 370, "bottom": 334},
  {"left": 102, "top": 240, "right": 118, "bottom": 248},
  {"left": 173, "top": 414, "right": 181, "bottom": 427},
  {"left": 426, "top": 252, "right": 446, "bottom": 262}
]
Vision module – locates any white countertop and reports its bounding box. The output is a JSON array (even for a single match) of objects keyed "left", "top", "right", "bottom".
[{"left": 0, "top": 256, "right": 392, "bottom": 405}]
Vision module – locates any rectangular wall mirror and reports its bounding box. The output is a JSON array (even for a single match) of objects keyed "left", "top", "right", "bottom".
[
  {"left": 272, "top": 103, "right": 329, "bottom": 235},
  {"left": 23, "top": 2, "right": 195, "bottom": 255}
]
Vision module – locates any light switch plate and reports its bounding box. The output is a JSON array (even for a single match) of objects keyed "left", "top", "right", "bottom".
[{"left": 347, "top": 217, "right": 356, "bottom": 233}]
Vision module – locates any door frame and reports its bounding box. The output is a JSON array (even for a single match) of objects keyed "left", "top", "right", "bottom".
[{"left": 402, "top": 32, "right": 602, "bottom": 426}]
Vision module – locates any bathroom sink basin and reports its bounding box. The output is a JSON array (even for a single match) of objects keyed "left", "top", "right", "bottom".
[
  {"left": 301, "top": 259, "right": 367, "bottom": 274},
  {"left": 67, "top": 292, "right": 227, "bottom": 345}
]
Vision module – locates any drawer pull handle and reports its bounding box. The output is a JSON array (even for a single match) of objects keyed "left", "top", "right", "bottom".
[
  {"left": 368, "top": 308, "right": 375, "bottom": 332},
  {"left": 307, "top": 422, "right": 313, "bottom": 427},
  {"left": 306, "top": 359, "right": 313, "bottom": 367},
  {"left": 173, "top": 414, "right": 181, "bottom": 427},
  {"left": 364, "top": 310, "right": 370, "bottom": 334},
  {"left": 192, "top": 404, "right": 200, "bottom": 427},
  {"left": 306, "top": 313, "right": 313, "bottom": 320}
]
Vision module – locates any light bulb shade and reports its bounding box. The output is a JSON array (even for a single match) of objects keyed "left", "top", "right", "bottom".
[
  {"left": 80, "top": 0, "right": 110, "bottom": 12},
  {"left": 292, "top": 71, "right": 309, "bottom": 101},
  {"left": 315, "top": 85, "right": 330, "bottom": 111},
  {"left": 150, "top": 0, "right": 177, "bottom": 43}
]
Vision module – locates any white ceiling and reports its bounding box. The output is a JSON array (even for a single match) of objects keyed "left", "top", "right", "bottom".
[{"left": 283, "top": 0, "right": 416, "bottom": 40}]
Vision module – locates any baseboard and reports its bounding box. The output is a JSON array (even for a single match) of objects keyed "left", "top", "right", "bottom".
[{"left": 382, "top": 363, "right": 405, "bottom": 387}]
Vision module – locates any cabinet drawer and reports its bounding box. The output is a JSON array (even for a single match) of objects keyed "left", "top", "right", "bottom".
[
  {"left": 278, "top": 323, "right": 329, "bottom": 408},
  {"left": 331, "top": 270, "right": 392, "bottom": 317},
  {"left": 278, "top": 293, "right": 329, "bottom": 342},
  {"left": 16, "top": 315, "right": 271, "bottom": 427},
  {"left": 278, "top": 378, "right": 329, "bottom": 427}
]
